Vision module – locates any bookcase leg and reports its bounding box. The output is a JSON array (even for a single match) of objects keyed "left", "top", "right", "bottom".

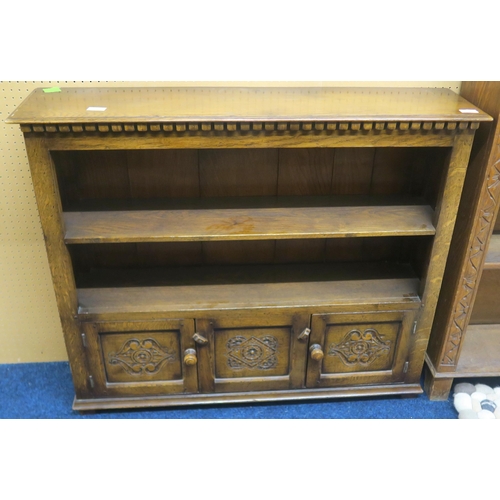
[{"left": 423, "top": 364, "right": 453, "bottom": 400}]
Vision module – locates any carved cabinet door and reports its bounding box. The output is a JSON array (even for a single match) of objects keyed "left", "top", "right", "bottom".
[
  {"left": 305, "top": 310, "right": 417, "bottom": 388},
  {"left": 193, "top": 312, "right": 311, "bottom": 393},
  {"left": 82, "top": 319, "right": 198, "bottom": 398}
]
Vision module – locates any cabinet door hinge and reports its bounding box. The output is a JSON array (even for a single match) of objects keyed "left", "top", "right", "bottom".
[
  {"left": 88, "top": 375, "right": 94, "bottom": 388},
  {"left": 412, "top": 321, "right": 417, "bottom": 335},
  {"left": 81, "top": 333, "right": 88, "bottom": 348},
  {"left": 403, "top": 361, "right": 409, "bottom": 373}
]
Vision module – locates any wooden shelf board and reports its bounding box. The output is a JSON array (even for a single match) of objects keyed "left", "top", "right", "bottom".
[
  {"left": 64, "top": 204, "right": 435, "bottom": 244},
  {"left": 454, "top": 324, "right": 500, "bottom": 377},
  {"left": 76, "top": 263, "right": 420, "bottom": 316},
  {"left": 6, "top": 87, "right": 491, "bottom": 124},
  {"left": 484, "top": 233, "right": 500, "bottom": 269}
]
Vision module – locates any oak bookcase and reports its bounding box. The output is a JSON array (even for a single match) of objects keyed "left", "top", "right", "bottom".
[
  {"left": 425, "top": 82, "right": 500, "bottom": 399},
  {"left": 7, "top": 86, "right": 490, "bottom": 410}
]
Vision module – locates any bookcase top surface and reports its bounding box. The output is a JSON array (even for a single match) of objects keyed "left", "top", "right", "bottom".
[{"left": 6, "top": 86, "right": 492, "bottom": 124}]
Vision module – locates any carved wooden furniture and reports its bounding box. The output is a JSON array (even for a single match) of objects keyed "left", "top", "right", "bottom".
[
  {"left": 425, "top": 82, "right": 500, "bottom": 399},
  {"left": 7, "top": 86, "right": 490, "bottom": 411}
]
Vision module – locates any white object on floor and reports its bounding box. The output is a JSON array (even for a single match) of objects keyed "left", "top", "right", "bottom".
[
  {"left": 476, "top": 383, "right": 494, "bottom": 395},
  {"left": 471, "top": 395, "right": 484, "bottom": 412},
  {"left": 458, "top": 409, "right": 479, "bottom": 419},
  {"left": 477, "top": 409, "right": 496, "bottom": 419},
  {"left": 454, "top": 393, "right": 473, "bottom": 412},
  {"left": 452, "top": 383, "right": 500, "bottom": 419}
]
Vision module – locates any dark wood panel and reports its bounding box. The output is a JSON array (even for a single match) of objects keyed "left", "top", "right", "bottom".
[
  {"left": 331, "top": 148, "right": 374, "bottom": 195},
  {"left": 202, "top": 241, "right": 276, "bottom": 265},
  {"left": 70, "top": 237, "right": 421, "bottom": 276},
  {"left": 199, "top": 149, "right": 279, "bottom": 197},
  {"left": 62, "top": 194, "right": 428, "bottom": 211},
  {"left": 421, "top": 148, "right": 449, "bottom": 208},
  {"left": 277, "top": 148, "right": 334, "bottom": 195},
  {"left": 370, "top": 148, "right": 413, "bottom": 195},
  {"left": 136, "top": 242, "right": 204, "bottom": 267},
  {"left": 55, "top": 150, "right": 131, "bottom": 203},
  {"left": 274, "top": 239, "right": 326, "bottom": 263},
  {"left": 325, "top": 239, "right": 365, "bottom": 262},
  {"left": 361, "top": 236, "right": 411, "bottom": 263},
  {"left": 127, "top": 149, "right": 199, "bottom": 198},
  {"left": 74, "top": 262, "right": 418, "bottom": 288},
  {"left": 52, "top": 151, "right": 82, "bottom": 207}
]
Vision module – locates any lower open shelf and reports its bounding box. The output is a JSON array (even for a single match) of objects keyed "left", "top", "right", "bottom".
[
  {"left": 454, "top": 324, "right": 500, "bottom": 377},
  {"left": 76, "top": 262, "right": 421, "bottom": 318}
]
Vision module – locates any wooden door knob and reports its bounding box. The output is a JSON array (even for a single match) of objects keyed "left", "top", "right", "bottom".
[
  {"left": 184, "top": 348, "right": 198, "bottom": 366},
  {"left": 309, "top": 344, "right": 324, "bottom": 361}
]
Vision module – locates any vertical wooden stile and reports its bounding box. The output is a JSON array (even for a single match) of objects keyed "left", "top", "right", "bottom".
[
  {"left": 24, "top": 136, "right": 91, "bottom": 398},
  {"left": 407, "top": 131, "right": 475, "bottom": 383}
]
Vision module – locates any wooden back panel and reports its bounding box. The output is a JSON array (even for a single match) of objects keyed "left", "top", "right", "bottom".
[{"left": 55, "top": 146, "right": 446, "bottom": 279}]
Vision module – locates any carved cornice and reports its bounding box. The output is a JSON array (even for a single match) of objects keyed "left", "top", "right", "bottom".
[
  {"left": 440, "top": 147, "right": 500, "bottom": 366},
  {"left": 19, "top": 121, "right": 480, "bottom": 135}
]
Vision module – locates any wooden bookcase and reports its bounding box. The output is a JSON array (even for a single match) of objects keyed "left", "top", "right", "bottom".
[
  {"left": 425, "top": 82, "right": 500, "bottom": 399},
  {"left": 7, "top": 86, "right": 490, "bottom": 411}
]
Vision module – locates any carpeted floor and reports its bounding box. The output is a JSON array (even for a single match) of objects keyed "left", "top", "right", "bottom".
[{"left": 1, "top": 361, "right": 498, "bottom": 418}]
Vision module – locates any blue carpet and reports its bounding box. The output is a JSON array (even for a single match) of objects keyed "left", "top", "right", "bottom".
[{"left": 1, "top": 361, "right": 498, "bottom": 418}]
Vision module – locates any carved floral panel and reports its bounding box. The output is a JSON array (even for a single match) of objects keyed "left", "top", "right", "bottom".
[
  {"left": 322, "top": 322, "right": 399, "bottom": 373},
  {"left": 214, "top": 327, "right": 291, "bottom": 379},
  {"left": 226, "top": 336, "right": 278, "bottom": 370},
  {"left": 101, "top": 331, "right": 182, "bottom": 383},
  {"left": 328, "top": 328, "right": 392, "bottom": 366},
  {"left": 108, "top": 338, "right": 176, "bottom": 375}
]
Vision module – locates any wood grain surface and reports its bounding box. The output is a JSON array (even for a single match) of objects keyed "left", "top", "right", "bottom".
[
  {"left": 77, "top": 276, "right": 420, "bottom": 317},
  {"left": 64, "top": 205, "right": 436, "bottom": 243},
  {"left": 6, "top": 87, "right": 491, "bottom": 124}
]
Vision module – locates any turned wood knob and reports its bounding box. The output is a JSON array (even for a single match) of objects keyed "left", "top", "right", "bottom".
[
  {"left": 309, "top": 344, "right": 324, "bottom": 361},
  {"left": 183, "top": 348, "right": 198, "bottom": 366}
]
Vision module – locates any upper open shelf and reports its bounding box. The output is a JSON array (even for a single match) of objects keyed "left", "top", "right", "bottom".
[{"left": 64, "top": 201, "right": 435, "bottom": 244}]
